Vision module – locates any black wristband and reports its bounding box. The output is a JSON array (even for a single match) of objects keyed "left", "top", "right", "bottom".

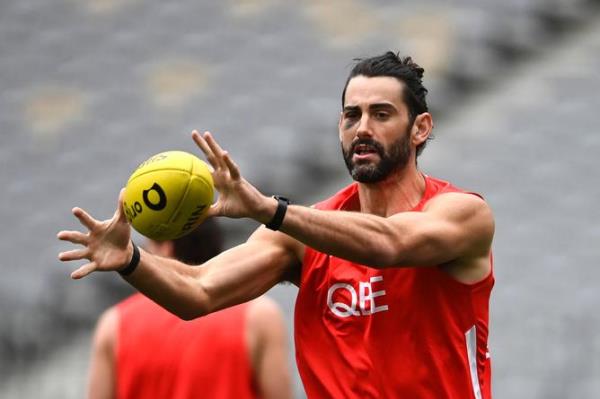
[
  {"left": 265, "top": 196, "right": 290, "bottom": 231},
  {"left": 118, "top": 241, "right": 140, "bottom": 276}
]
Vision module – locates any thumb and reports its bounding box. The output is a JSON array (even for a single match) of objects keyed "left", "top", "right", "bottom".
[
  {"left": 207, "top": 202, "right": 222, "bottom": 218},
  {"left": 115, "top": 188, "right": 129, "bottom": 223},
  {"left": 71, "top": 262, "right": 97, "bottom": 280}
]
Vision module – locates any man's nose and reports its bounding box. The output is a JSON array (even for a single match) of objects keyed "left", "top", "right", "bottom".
[{"left": 356, "top": 115, "right": 373, "bottom": 138}]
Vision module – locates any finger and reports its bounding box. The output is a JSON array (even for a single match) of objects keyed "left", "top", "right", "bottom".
[
  {"left": 71, "top": 262, "right": 97, "bottom": 280},
  {"left": 192, "top": 130, "right": 220, "bottom": 169},
  {"left": 57, "top": 230, "right": 88, "bottom": 245},
  {"left": 203, "top": 132, "right": 228, "bottom": 168},
  {"left": 73, "top": 207, "right": 99, "bottom": 231},
  {"left": 58, "top": 248, "right": 89, "bottom": 262},
  {"left": 222, "top": 152, "right": 241, "bottom": 180}
]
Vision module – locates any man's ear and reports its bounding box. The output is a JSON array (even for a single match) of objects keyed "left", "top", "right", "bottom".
[
  {"left": 411, "top": 112, "right": 433, "bottom": 147},
  {"left": 338, "top": 111, "right": 344, "bottom": 141}
]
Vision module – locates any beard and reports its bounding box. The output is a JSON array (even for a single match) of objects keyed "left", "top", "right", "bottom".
[{"left": 342, "top": 130, "right": 411, "bottom": 183}]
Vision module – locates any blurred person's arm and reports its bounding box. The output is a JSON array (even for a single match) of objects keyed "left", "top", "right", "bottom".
[
  {"left": 247, "top": 297, "right": 293, "bottom": 399},
  {"left": 87, "top": 307, "right": 118, "bottom": 399}
]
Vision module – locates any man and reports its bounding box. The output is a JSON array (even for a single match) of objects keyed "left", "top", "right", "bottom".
[
  {"left": 87, "top": 220, "right": 292, "bottom": 399},
  {"left": 59, "top": 51, "right": 495, "bottom": 398}
]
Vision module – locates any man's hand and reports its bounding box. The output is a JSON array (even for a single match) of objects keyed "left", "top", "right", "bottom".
[
  {"left": 57, "top": 189, "right": 132, "bottom": 279},
  {"left": 192, "top": 130, "right": 276, "bottom": 223}
]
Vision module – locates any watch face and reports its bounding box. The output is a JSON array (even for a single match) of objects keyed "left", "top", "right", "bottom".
[{"left": 274, "top": 195, "right": 290, "bottom": 204}]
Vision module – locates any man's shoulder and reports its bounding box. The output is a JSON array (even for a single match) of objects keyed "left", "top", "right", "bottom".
[
  {"left": 424, "top": 175, "right": 486, "bottom": 203},
  {"left": 422, "top": 175, "right": 490, "bottom": 216},
  {"left": 426, "top": 175, "right": 462, "bottom": 194},
  {"left": 314, "top": 182, "right": 359, "bottom": 211}
]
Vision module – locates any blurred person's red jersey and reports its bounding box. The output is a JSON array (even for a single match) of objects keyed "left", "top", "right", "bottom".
[{"left": 116, "top": 295, "right": 260, "bottom": 399}]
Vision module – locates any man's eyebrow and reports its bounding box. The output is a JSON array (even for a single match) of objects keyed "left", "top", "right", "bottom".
[
  {"left": 342, "top": 105, "right": 360, "bottom": 112},
  {"left": 369, "top": 103, "right": 397, "bottom": 111},
  {"left": 343, "top": 103, "right": 397, "bottom": 112}
]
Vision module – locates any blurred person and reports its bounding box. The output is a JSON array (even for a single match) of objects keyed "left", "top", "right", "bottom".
[
  {"left": 87, "top": 219, "right": 292, "bottom": 399},
  {"left": 60, "top": 51, "right": 495, "bottom": 398}
]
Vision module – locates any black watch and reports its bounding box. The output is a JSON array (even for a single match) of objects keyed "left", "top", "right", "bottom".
[{"left": 265, "top": 196, "right": 290, "bottom": 231}]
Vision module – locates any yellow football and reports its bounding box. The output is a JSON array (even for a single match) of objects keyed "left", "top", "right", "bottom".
[{"left": 123, "top": 151, "right": 214, "bottom": 240}]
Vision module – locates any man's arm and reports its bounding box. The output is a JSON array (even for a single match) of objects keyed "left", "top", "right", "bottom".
[
  {"left": 58, "top": 129, "right": 491, "bottom": 318},
  {"left": 194, "top": 129, "right": 493, "bottom": 274},
  {"left": 124, "top": 228, "right": 301, "bottom": 320},
  {"left": 87, "top": 307, "right": 118, "bottom": 399},
  {"left": 247, "top": 297, "right": 293, "bottom": 399},
  {"left": 58, "top": 194, "right": 302, "bottom": 320},
  {"left": 277, "top": 192, "right": 494, "bottom": 269}
]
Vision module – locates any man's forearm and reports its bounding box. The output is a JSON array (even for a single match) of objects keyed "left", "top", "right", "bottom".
[
  {"left": 122, "top": 238, "right": 296, "bottom": 320},
  {"left": 123, "top": 249, "right": 210, "bottom": 320},
  {"left": 276, "top": 205, "right": 405, "bottom": 267}
]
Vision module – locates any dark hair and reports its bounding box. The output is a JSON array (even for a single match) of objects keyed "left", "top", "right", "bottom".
[
  {"left": 172, "top": 218, "right": 223, "bottom": 265},
  {"left": 342, "top": 51, "right": 431, "bottom": 156}
]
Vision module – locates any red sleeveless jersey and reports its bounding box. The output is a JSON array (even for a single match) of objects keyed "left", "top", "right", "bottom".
[
  {"left": 116, "top": 294, "right": 261, "bottom": 399},
  {"left": 294, "top": 176, "right": 494, "bottom": 399}
]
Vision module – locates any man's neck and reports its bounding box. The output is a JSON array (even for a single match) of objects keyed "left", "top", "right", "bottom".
[{"left": 356, "top": 166, "right": 426, "bottom": 217}]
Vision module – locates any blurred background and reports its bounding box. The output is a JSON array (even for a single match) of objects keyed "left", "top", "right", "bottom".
[{"left": 1, "top": 0, "right": 600, "bottom": 397}]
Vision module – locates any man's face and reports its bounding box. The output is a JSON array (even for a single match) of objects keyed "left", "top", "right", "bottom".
[{"left": 339, "top": 75, "right": 414, "bottom": 183}]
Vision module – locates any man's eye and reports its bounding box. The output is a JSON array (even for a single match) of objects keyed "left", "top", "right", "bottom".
[
  {"left": 375, "top": 112, "right": 389, "bottom": 120},
  {"left": 345, "top": 112, "right": 359, "bottom": 119}
]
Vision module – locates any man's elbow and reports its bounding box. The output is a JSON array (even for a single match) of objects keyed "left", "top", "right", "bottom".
[
  {"left": 358, "top": 237, "right": 404, "bottom": 268},
  {"left": 369, "top": 231, "right": 420, "bottom": 268},
  {"left": 177, "top": 307, "right": 207, "bottom": 321},
  {"left": 172, "top": 291, "right": 212, "bottom": 321}
]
